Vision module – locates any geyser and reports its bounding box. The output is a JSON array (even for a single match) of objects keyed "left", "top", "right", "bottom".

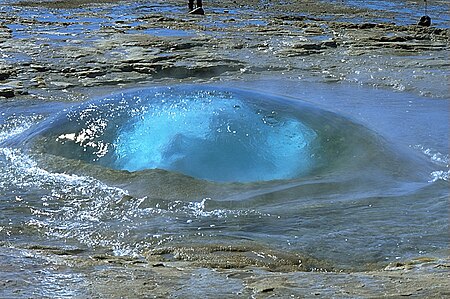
[
  {"left": 16, "top": 86, "right": 324, "bottom": 182},
  {"left": 114, "top": 91, "right": 317, "bottom": 182}
]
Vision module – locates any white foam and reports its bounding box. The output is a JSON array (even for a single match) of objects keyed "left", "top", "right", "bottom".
[
  {"left": 430, "top": 170, "right": 449, "bottom": 182},
  {"left": 416, "top": 145, "right": 449, "bottom": 166},
  {"left": 0, "top": 114, "right": 43, "bottom": 143},
  {"left": 413, "top": 145, "right": 450, "bottom": 182}
]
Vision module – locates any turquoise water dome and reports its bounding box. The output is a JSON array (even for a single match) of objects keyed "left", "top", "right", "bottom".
[
  {"left": 18, "top": 86, "right": 322, "bottom": 183},
  {"left": 113, "top": 89, "right": 317, "bottom": 182}
]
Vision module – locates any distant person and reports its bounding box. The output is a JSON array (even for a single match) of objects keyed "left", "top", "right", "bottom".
[
  {"left": 418, "top": 15, "right": 431, "bottom": 26},
  {"left": 418, "top": 0, "right": 431, "bottom": 26},
  {"left": 188, "top": 0, "right": 204, "bottom": 15}
]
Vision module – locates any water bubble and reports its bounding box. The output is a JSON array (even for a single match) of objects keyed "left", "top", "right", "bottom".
[{"left": 19, "top": 86, "right": 323, "bottom": 183}]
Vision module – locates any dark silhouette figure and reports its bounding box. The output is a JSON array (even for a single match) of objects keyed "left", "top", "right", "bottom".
[
  {"left": 188, "top": 0, "right": 204, "bottom": 14},
  {"left": 418, "top": 15, "right": 431, "bottom": 26},
  {"left": 418, "top": 0, "right": 431, "bottom": 26},
  {"left": 188, "top": 0, "right": 202, "bottom": 11}
]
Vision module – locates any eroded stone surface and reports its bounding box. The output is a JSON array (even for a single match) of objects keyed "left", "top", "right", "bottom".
[
  {"left": 1, "top": 245, "right": 449, "bottom": 298},
  {"left": 0, "top": 0, "right": 448, "bottom": 101}
]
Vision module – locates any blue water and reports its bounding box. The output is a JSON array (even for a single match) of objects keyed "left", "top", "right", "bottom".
[
  {"left": 9, "top": 85, "right": 416, "bottom": 185},
  {"left": 113, "top": 90, "right": 316, "bottom": 181},
  {"left": 0, "top": 3, "right": 449, "bottom": 296},
  {"left": 335, "top": 0, "right": 450, "bottom": 27},
  {"left": 1, "top": 0, "right": 185, "bottom": 50},
  {"left": 1, "top": 82, "right": 448, "bottom": 273},
  {"left": 0, "top": 1, "right": 448, "bottom": 297}
]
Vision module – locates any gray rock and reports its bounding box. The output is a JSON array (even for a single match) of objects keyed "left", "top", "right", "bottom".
[
  {"left": 0, "top": 86, "right": 15, "bottom": 98},
  {"left": 0, "top": 69, "right": 12, "bottom": 81},
  {"left": 30, "top": 64, "right": 51, "bottom": 72},
  {"left": 50, "top": 81, "right": 75, "bottom": 89}
]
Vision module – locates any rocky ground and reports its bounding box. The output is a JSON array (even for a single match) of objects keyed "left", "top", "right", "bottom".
[
  {"left": 1, "top": 0, "right": 449, "bottom": 297},
  {"left": 0, "top": 0, "right": 449, "bottom": 101},
  {"left": 1, "top": 243, "right": 449, "bottom": 298}
]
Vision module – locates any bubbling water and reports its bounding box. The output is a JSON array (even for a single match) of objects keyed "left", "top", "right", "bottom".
[
  {"left": 113, "top": 91, "right": 317, "bottom": 182},
  {"left": 2, "top": 84, "right": 445, "bottom": 272},
  {"left": 12, "top": 86, "right": 328, "bottom": 183}
]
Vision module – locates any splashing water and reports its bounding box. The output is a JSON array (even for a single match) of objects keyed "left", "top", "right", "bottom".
[
  {"left": 0, "top": 83, "right": 448, "bottom": 274},
  {"left": 113, "top": 91, "right": 317, "bottom": 182},
  {"left": 14, "top": 86, "right": 328, "bottom": 183}
]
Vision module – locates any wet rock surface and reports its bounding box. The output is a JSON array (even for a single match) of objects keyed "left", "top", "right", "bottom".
[
  {"left": 144, "top": 243, "right": 332, "bottom": 272},
  {"left": 1, "top": 244, "right": 449, "bottom": 298},
  {"left": 0, "top": 0, "right": 449, "bottom": 297},
  {"left": 0, "top": 0, "right": 448, "bottom": 101}
]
